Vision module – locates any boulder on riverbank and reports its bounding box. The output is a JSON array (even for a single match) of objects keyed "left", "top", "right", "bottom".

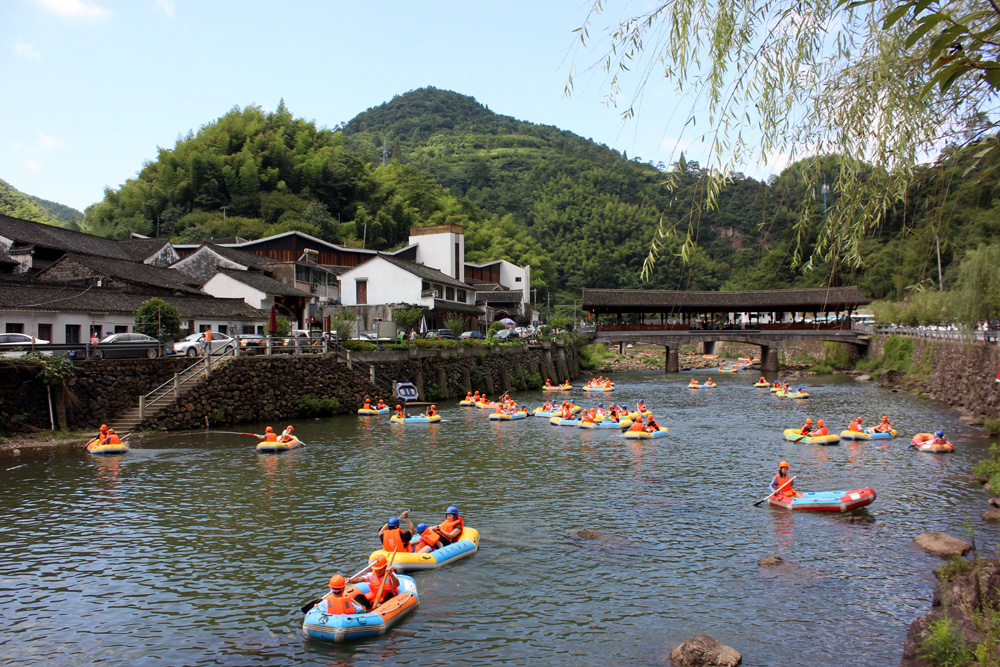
[
  {"left": 913, "top": 532, "right": 973, "bottom": 557},
  {"left": 669, "top": 635, "right": 742, "bottom": 667}
]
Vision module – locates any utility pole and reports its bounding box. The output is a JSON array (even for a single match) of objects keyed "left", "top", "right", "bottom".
[
  {"left": 935, "top": 235, "right": 944, "bottom": 290},
  {"left": 547, "top": 292, "right": 551, "bottom": 322},
  {"left": 220, "top": 206, "right": 228, "bottom": 221}
]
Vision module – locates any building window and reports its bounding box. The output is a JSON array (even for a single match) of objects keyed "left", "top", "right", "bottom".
[
  {"left": 422, "top": 281, "right": 430, "bottom": 292},
  {"left": 357, "top": 280, "right": 368, "bottom": 305},
  {"left": 65, "top": 324, "right": 81, "bottom": 344},
  {"left": 37, "top": 324, "right": 52, "bottom": 341},
  {"left": 446, "top": 287, "right": 455, "bottom": 301},
  {"left": 115, "top": 325, "right": 128, "bottom": 333},
  {"left": 515, "top": 276, "right": 522, "bottom": 282},
  {"left": 5, "top": 323, "right": 24, "bottom": 334},
  {"left": 296, "top": 265, "right": 310, "bottom": 282},
  {"left": 90, "top": 326, "right": 103, "bottom": 338},
  {"left": 218, "top": 325, "right": 227, "bottom": 335},
  {"left": 457, "top": 289, "right": 466, "bottom": 302}
]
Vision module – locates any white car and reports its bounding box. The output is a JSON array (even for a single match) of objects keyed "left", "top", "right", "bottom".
[
  {"left": 0, "top": 333, "right": 50, "bottom": 357},
  {"left": 171, "top": 331, "right": 236, "bottom": 357}
]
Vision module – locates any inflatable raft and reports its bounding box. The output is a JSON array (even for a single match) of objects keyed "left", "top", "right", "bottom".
[
  {"left": 626, "top": 410, "right": 652, "bottom": 420},
  {"left": 688, "top": 381, "right": 700, "bottom": 389},
  {"left": 357, "top": 407, "right": 389, "bottom": 416},
  {"left": 458, "top": 399, "right": 477, "bottom": 407},
  {"left": 782, "top": 429, "right": 840, "bottom": 445},
  {"left": 753, "top": 381, "right": 770, "bottom": 388},
  {"left": 489, "top": 411, "right": 527, "bottom": 421},
  {"left": 390, "top": 414, "right": 442, "bottom": 424},
  {"left": 841, "top": 428, "right": 898, "bottom": 441},
  {"left": 302, "top": 575, "right": 419, "bottom": 642},
  {"left": 867, "top": 428, "right": 898, "bottom": 440},
  {"left": 623, "top": 427, "right": 669, "bottom": 439},
  {"left": 579, "top": 418, "right": 628, "bottom": 429},
  {"left": 257, "top": 437, "right": 304, "bottom": 453},
  {"left": 368, "top": 526, "right": 480, "bottom": 572},
  {"left": 703, "top": 381, "right": 717, "bottom": 388},
  {"left": 549, "top": 416, "right": 581, "bottom": 427},
  {"left": 543, "top": 384, "right": 572, "bottom": 391},
  {"left": 768, "top": 488, "right": 877, "bottom": 512},
  {"left": 583, "top": 385, "right": 614, "bottom": 392},
  {"left": 910, "top": 433, "right": 955, "bottom": 453},
  {"left": 718, "top": 368, "right": 739, "bottom": 373},
  {"left": 86, "top": 438, "right": 129, "bottom": 455}
]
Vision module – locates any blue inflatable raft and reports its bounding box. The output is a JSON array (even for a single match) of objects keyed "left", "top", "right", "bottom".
[{"left": 301, "top": 575, "right": 419, "bottom": 642}]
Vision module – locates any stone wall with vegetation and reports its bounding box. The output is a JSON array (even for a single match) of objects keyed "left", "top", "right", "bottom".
[
  {"left": 0, "top": 342, "right": 581, "bottom": 434},
  {"left": 869, "top": 335, "right": 1000, "bottom": 421}
]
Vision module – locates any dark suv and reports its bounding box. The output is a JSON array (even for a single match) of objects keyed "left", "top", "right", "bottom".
[{"left": 425, "top": 329, "right": 456, "bottom": 340}]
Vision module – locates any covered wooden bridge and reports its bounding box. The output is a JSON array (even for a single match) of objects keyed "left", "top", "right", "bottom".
[{"left": 581, "top": 287, "right": 870, "bottom": 372}]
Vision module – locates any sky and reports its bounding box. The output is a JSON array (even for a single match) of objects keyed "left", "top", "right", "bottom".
[{"left": 1, "top": 0, "right": 784, "bottom": 214}]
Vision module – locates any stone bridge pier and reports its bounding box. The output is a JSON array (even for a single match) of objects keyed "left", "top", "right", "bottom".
[{"left": 760, "top": 345, "right": 779, "bottom": 373}]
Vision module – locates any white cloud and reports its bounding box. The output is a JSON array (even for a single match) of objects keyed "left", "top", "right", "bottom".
[
  {"left": 11, "top": 142, "right": 24, "bottom": 151},
  {"left": 152, "top": 0, "right": 175, "bottom": 18},
  {"left": 14, "top": 41, "right": 42, "bottom": 60},
  {"left": 38, "top": 134, "right": 64, "bottom": 152},
  {"left": 23, "top": 160, "right": 43, "bottom": 172},
  {"left": 34, "top": 0, "right": 112, "bottom": 20}
]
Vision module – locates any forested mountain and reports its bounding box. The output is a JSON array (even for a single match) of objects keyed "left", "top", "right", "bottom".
[
  {"left": 0, "top": 178, "right": 82, "bottom": 229},
  {"left": 78, "top": 87, "right": 1000, "bottom": 306}
]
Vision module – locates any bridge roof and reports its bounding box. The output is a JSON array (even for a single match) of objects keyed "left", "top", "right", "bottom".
[{"left": 582, "top": 287, "right": 868, "bottom": 313}]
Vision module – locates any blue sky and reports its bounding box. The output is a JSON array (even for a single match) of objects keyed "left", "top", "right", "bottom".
[{"left": 1, "top": 0, "right": 779, "bottom": 214}]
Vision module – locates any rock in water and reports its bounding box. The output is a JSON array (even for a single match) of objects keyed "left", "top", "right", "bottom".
[
  {"left": 913, "top": 532, "right": 973, "bottom": 557},
  {"left": 758, "top": 555, "right": 783, "bottom": 567},
  {"left": 669, "top": 635, "right": 742, "bottom": 667}
]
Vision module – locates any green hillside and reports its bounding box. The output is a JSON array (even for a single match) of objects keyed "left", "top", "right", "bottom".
[
  {"left": 78, "top": 88, "right": 1000, "bottom": 308},
  {"left": 0, "top": 178, "right": 82, "bottom": 229}
]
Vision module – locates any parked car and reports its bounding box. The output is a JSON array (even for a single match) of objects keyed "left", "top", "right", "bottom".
[
  {"left": 81, "top": 332, "right": 161, "bottom": 360},
  {"left": 0, "top": 333, "right": 50, "bottom": 357},
  {"left": 171, "top": 331, "right": 236, "bottom": 357},
  {"left": 459, "top": 330, "right": 486, "bottom": 339},
  {"left": 236, "top": 334, "right": 267, "bottom": 354},
  {"left": 494, "top": 329, "right": 519, "bottom": 341},
  {"left": 425, "top": 329, "right": 456, "bottom": 340}
]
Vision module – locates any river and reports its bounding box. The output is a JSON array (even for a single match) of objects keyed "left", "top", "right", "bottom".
[{"left": 1, "top": 370, "right": 996, "bottom": 666}]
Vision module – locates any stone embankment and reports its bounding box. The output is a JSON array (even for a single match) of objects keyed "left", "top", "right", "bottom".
[
  {"left": 872, "top": 336, "right": 1000, "bottom": 420},
  {"left": 0, "top": 343, "right": 580, "bottom": 434}
]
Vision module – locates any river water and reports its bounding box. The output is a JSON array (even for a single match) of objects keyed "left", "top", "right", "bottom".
[{"left": 2, "top": 370, "right": 997, "bottom": 666}]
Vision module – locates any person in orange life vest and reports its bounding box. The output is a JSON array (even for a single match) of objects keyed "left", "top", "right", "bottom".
[
  {"left": 560, "top": 402, "right": 573, "bottom": 419},
  {"left": 689, "top": 378, "right": 700, "bottom": 386},
  {"left": 432, "top": 506, "right": 465, "bottom": 546},
  {"left": 545, "top": 378, "right": 553, "bottom": 387},
  {"left": 783, "top": 381, "right": 790, "bottom": 391},
  {"left": 395, "top": 404, "right": 406, "bottom": 419},
  {"left": 464, "top": 392, "right": 472, "bottom": 402},
  {"left": 706, "top": 377, "right": 714, "bottom": 385},
  {"left": 348, "top": 555, "right": 399, "bottom": 609},
  {"left": 280, "top": 425, "right": 295, "bottom": 442},
  {"left": 425, "top": 405, "right": 437, "bottom": 418},
  {"left": 772, "top": 381, "right": 781, "bottom": 390},
  {"left": 102, "top": 428, "right": 122, "bottom": 445},
  {"left": 362, "top": 397, "right": 372, "bottom": 410},
  {"left": 322, "top": 574, "right": 366, "bottom": 615},
  {"left": 256, "top": 426, "right": 278, "bottom": 442},
  {"left": 811, "top": 419, "right": 829, "bottom": 436},
  {"left": 95, "top": 423, "right": 109, "bottom": 443},
  {"left": 378, "top": 510, "right": 416, "bottom": 553},
  {"left": 542, "top": 401, "right": 554, "bottom": 412},
  {"left": 603, "top": 379, "right": 613, "bottom": 389},
  {"left": 630, "top": 415, "right": 646, "bottom": 432},
  {"left": 759, "top": 377, "right": 767, "bottom": 384},
  {"left": 376, "top": 398, "right": 387, "bottom": 410},
  {"left": 645, "top": 415, "right": 661, "bottom": 432},
  {"left": 874, "top": 415, "right": 893, "bottom": 432},
  {"left": 412, "top": 522, "right": 442, "bottom": 553},
  {"left": 770, "top": 461, "right": 802, "bottom": 498},
  {"left": 472, "top": 390, "right": 481, "bottom": 402},
  {"left": 581, "top": 409, "right": 596, "bottom": 425},
  {"left": 848, "top": 416, "right": 863, "bottom": 432},
  {"left": 798, "top": 418, "right": 813, "bottom": 436}
]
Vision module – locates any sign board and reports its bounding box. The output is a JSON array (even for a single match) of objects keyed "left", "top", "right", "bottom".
[{"left": 395, "top": 382, "right": 419, "bottom": 402}]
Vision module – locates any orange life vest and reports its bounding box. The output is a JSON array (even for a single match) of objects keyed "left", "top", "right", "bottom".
[
  {"left": 849, "top": 420, "right": 861, "bottom": 432},
  {"left": 381, "top": 527, "right": 412, "bottom": 553},
  {"left": 630, "top": 420, "right": 645, "bottom": 432},
  {"left": 106, "top": 434, "right": 122, "bottom": 445},
  {"left": 439, "top": 516, "right": 464, "bottom": 540},
  {"left": 415, "top": 528, "right": 440, "bottom": 550},
  {"left": 323, "top": 593, "right": 358, "bottom": 615},
  {"left": 773, "top": 473, "right": 795, "bottom": 496},
  {"left": 364, "top": 571, "right": 398, "bottom": 605},
  {"left": 799, "top": 423, "right": 812, "bottom": 435},
  {"left": 363, "top": 399, "right": 371, "bottom": 408},
  {"left": 264, "top": 432, "right": 278, "bottom": 442},
  {"left": 812, "top": 426, "right": 829, "bottom": 436}
]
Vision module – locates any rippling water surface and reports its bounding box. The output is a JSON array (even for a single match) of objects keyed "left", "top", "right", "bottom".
[{"left": 2, "top": 370, "right": 996, "bottom": 666}]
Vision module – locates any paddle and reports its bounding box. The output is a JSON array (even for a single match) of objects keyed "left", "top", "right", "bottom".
[
  {"left": 754, "top": 476, "right": 796, "bottom": 506},
  {"left": 299, "top": 562, "right": 374, "bottom": 613}
]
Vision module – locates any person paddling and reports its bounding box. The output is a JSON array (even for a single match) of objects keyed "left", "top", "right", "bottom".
[
  {"left": 321, "top": 574, "right": 366, "bottom": 615},
  {"left": 349, "top": 555, "right": 399, "bottom": 609},
  {"left": 770, "top": 461, "right": 802, "bottom": 498},
  {"left": 378, "top": 510, "right": 416, "bottom": 553}
]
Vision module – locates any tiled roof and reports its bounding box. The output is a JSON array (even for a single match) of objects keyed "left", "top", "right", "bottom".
[
  {"left": 49, "top": 254, "right": 204, "bottom": 294},
  {"left": 216, "top": 269, "right": 311, "bottom": 297},
  {"left": 0, "top": 214, "right": 132, "bottom": 260},
  {"left": 0, "top": 280, "right": 265, "bottom": 320},
  {"left": 370, "top": 254, "right": 471, "bottom": 290},
  {"left": 431, "top": 298, "right": 485, "bottom": 315},
  {"left": 116, "top": 238, "right": 174, "bottom": 262},
  {"left": 582, "top": 287, "right": 870, "bottom": 312},
  {"left": 203, "top": 244, "right": 274, "bottom": 269},
  {"left": 476, "top": 290, "right": 523, "bottom": 303}
]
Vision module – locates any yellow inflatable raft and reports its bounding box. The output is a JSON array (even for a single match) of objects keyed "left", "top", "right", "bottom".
[{"left": 368, "top": 526, "right": 480, "bottom": 572}]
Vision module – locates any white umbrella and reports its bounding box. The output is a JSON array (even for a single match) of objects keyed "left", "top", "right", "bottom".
[{"left": 419, "top": 315, "right": 428, "bottom": 334}]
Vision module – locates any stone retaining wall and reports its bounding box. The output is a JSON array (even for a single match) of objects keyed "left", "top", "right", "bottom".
[
  {"left": 871, "top": 336, "right": 1000, "bottom": 419},
  {"left": 0, "top": 343, "right": 581, "bottom": 434}
]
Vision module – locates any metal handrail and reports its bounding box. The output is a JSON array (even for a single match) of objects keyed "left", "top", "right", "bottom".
[{"left": 139, "top": 346, "right": 236, "bottom": 421}]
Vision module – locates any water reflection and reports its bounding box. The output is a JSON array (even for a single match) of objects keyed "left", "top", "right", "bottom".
[{"left": 0, "top": 371, "right": 996, "bottom": 667}]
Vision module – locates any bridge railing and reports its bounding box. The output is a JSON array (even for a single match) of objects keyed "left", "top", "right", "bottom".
[
  {"left": 592, "top": 321, "right": 855, "bottom": 333},
  {"left": 874, "top": 327, "right": 997, "bottom": 344}
]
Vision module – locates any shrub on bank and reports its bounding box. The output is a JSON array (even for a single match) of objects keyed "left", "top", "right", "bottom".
[{"left": 296, "top": 396, "right": 342, "bottom": 417}]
